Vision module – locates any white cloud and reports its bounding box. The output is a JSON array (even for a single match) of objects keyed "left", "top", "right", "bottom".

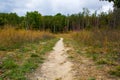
[
  {"left": 0, "top": 0, "right": 113, "bottom": 16},
  {"left": 101, "top": 2, "right": 113, "bottom": 12}
]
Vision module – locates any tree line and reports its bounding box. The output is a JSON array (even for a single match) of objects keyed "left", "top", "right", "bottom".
[
  {"left": 0, "top": 9, "right": 120, "bottom": 33},
  {"left": 0, "top": 0, "right": 120, "bottom": 33}
]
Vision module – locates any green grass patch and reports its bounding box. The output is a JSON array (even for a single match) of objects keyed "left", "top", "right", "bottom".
[
  {"left": 96, "top": 59, "right": 108, "bottom": 65},
  {"left": 0, "top": 38, "right": 58, "bottom": 80},
  {"left": 109, "top": 66, "right": 120, "bottom": 77},
  {"left": 1, "top": 58, "right": 18, "bottom": 69},
  {"left": 88, "top": 77, "right": 96, "bottom": 80}
]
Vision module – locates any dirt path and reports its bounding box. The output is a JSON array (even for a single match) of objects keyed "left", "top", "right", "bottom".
[{"left": 29, "top": 38, "right": 73, "bottom": 80}]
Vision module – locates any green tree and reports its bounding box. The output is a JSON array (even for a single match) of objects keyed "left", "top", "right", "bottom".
[
  {"left": 52, "top": 13, "right": 66, "bottom": 33},
  {"left": 0, "top": 13, "right": 20, "bottom": 27},
  {"left": 0, "top": 18, "right": 4, "bottom": 26},
  {"left": 25, "top": 11, "right": 42, "bottom": 30},
  {"left": 42, "top": 16, "right": 53, "bottom": 31},
  {"left": 7, "top": 13, "right": 19, "bottom": 26}
]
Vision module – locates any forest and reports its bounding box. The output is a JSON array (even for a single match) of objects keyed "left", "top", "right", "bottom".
[
  {"left": 0, "top": 0, "right": 120, "bottom": 32},
  {"left": 0, "top": 8, "right": 120, "bottom": 33}
]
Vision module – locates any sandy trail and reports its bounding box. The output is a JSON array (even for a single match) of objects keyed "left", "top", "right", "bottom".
[{"left": 29, "top": 38, "right": 73, "bottom": 80}]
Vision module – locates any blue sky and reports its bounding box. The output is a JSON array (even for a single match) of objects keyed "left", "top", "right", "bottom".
[{"left": 0, "top": 0, "right": 113, "bottom": 16}]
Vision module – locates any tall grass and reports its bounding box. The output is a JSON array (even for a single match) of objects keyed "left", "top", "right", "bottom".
[
  {"left": 0, "top": 26, "right": 54, "bottom": 50},
  {"left": 0, "top": 26, "right": 57, "bottom": 79},
  {"left": 72, "top": 29, "right": 120, "bottom": 77},
  {"left": 73, "top": 29, "right": 120, "bottom": 49}
]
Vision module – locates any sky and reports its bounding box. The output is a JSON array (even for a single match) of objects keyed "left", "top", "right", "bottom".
[{"left": 0, "top": 0, "right": 113, "bottom": 16}]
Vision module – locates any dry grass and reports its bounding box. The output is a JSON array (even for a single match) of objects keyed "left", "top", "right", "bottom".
[
  {"left": 0, "top": 26, "right": 57, "bottom": 79},
  {"left": 0, "top": 26, "right": 54, "bottom": 50},
  {"left": 72, "top": 29, "right": 120, "bottom": 78},
  {"left": 73, "top": 29, "right": 120, "bottom": 52},
  {"left": 61, "top": 29, "right": 120, "bottom": 79}
]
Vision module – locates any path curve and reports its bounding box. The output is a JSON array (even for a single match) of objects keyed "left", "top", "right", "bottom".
[{"left": 30, "top": 38, "right": 73, "bottom": 80}]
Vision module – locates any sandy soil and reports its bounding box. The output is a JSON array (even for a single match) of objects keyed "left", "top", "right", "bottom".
[{"left": 29, "top": 38, "right": 73, "bottom": 80}]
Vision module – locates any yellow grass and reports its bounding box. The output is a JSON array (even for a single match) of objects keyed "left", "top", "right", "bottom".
[
  {"left": 0, "top": 26, "right": 54, "bottom": 50},
  {"left": 73, "top": 29, "right": 120, "bottom": 47}
]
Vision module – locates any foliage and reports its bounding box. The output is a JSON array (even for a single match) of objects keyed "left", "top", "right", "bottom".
[
  {"left": 0, "top": 8, "right": 120, "bottom": 32},
  {"left": 52, "top": 13, "right": 66, "bottom": 33},
  {"left": 25, "top": 11, "right": 42, "bottom": 30}
]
